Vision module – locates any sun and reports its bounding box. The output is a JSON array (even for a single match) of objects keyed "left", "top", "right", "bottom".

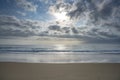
[{"left": 54, "top": 12, "right": 69, "bottom": 21}]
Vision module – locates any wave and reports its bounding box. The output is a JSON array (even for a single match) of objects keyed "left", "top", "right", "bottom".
[
  {"left": 0, "top": 49, "right": 120, "bottom": 53},
  {"left": 0, "top": 45, "right": 120, "bottom": 54}
]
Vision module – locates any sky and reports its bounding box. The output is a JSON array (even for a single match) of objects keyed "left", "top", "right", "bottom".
[{"left": 0, "top": 0, "right": 120, "bottom": 44}]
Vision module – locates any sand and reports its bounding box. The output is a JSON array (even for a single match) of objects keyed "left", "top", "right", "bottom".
[{"left": 0, "top": 62, "right": 120, "bottom": 80}]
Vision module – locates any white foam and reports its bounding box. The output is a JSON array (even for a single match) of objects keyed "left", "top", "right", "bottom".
[{"left": 0, "top": 53, "right": 120, "bottom": 63}]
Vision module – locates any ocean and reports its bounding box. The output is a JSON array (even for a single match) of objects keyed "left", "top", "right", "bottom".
[{"left": 0, "top": 44, "right": 120, "bottom": 63}]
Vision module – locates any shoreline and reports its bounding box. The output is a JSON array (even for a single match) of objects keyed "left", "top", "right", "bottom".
[{"left": 1, "top": 53, "right": 120, "bottom": 63}]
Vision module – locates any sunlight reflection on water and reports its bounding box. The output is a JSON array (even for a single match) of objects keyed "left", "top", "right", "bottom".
[{"left": 54, "top": 44, "right": 67, "bottom": 50}]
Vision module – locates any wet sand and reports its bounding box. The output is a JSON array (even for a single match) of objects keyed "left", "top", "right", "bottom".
[{"left": 0, "top": 62, "right": 120, "bottom": 80}]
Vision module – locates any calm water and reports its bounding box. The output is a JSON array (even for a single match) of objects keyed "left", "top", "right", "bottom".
[{"left": 0, "top": 44, "right": 120, "bottom": 63}]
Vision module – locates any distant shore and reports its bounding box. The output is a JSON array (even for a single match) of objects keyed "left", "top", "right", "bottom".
[{"left": 0, "top": 62, "right": 120, "bottom": 80}]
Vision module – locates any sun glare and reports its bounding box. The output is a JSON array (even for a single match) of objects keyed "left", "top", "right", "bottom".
[
  {"left": 54, "top": 12, "right": 69, "bottom": 21},
  {"left": 55, "top": 44, "right": 66, "bottom": 50}
]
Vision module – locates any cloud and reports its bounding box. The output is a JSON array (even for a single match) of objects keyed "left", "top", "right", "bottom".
[
  {"left": 15, "top": 0, "right": 38, "bottom": 12},
  {"left": 71, "top": 27, "right": 79, "bottom": 34},
  {"left": 48, "top": 25, "right": 61, "bottom": 31},
  {"left": 67, "top": 0, "right": 120, "bottom": 26},
  {"left": 53, "top": 0, "right": 120, "bottom": 39},
  {"left": 61, "top": 27, "right": 70, "bottom": 34},
  {"left": 48, "top": 25, "right": 79, "bottom": 35},
  {"left": 17, "top": 11, "right": 26, "bottom": 16},
  {"left": 0, "top": 13, "right": 120, "bottom": 43},
  {"left": 0, "top": 15, "right": 47, "bottom": 37}
]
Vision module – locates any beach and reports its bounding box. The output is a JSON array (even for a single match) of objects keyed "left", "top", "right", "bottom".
[{"left": 0, "top": 62, "right": 120, "bottom": 80}]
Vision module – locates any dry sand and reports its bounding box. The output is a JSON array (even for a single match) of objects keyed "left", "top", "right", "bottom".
[{"left": 0, "top": 62, "right": 120, "bottom": 80}]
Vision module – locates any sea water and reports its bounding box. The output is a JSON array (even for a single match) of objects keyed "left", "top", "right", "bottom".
[{"left": 0, "top": 43, "right": 120, "bottom": 63}]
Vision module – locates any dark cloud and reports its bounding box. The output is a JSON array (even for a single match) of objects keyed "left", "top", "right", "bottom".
[
  {"left": 62, "top": 27, "right": 70, "bottom": 33},
  {"left": 68, "top": 0, "right": 87, "bottom": 19},
  {"left": 65, "top": 0, "right": 119, "bottom": 24},
  {"left": 48, "top": 25, "right": 61, "bottom": 31},
  {"left": 98, "top": 31, "right": 118, "bottom": 39},
  {"left": 71, "top": 27, "right": 79, "bottom": 34},
  {"left": 48, "top": 25, "right": 79, "bottom": 35}
]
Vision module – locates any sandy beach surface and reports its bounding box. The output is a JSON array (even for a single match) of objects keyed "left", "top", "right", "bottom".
[{"left": 0, "top": 62, "right": 120, "bottom": 80}]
